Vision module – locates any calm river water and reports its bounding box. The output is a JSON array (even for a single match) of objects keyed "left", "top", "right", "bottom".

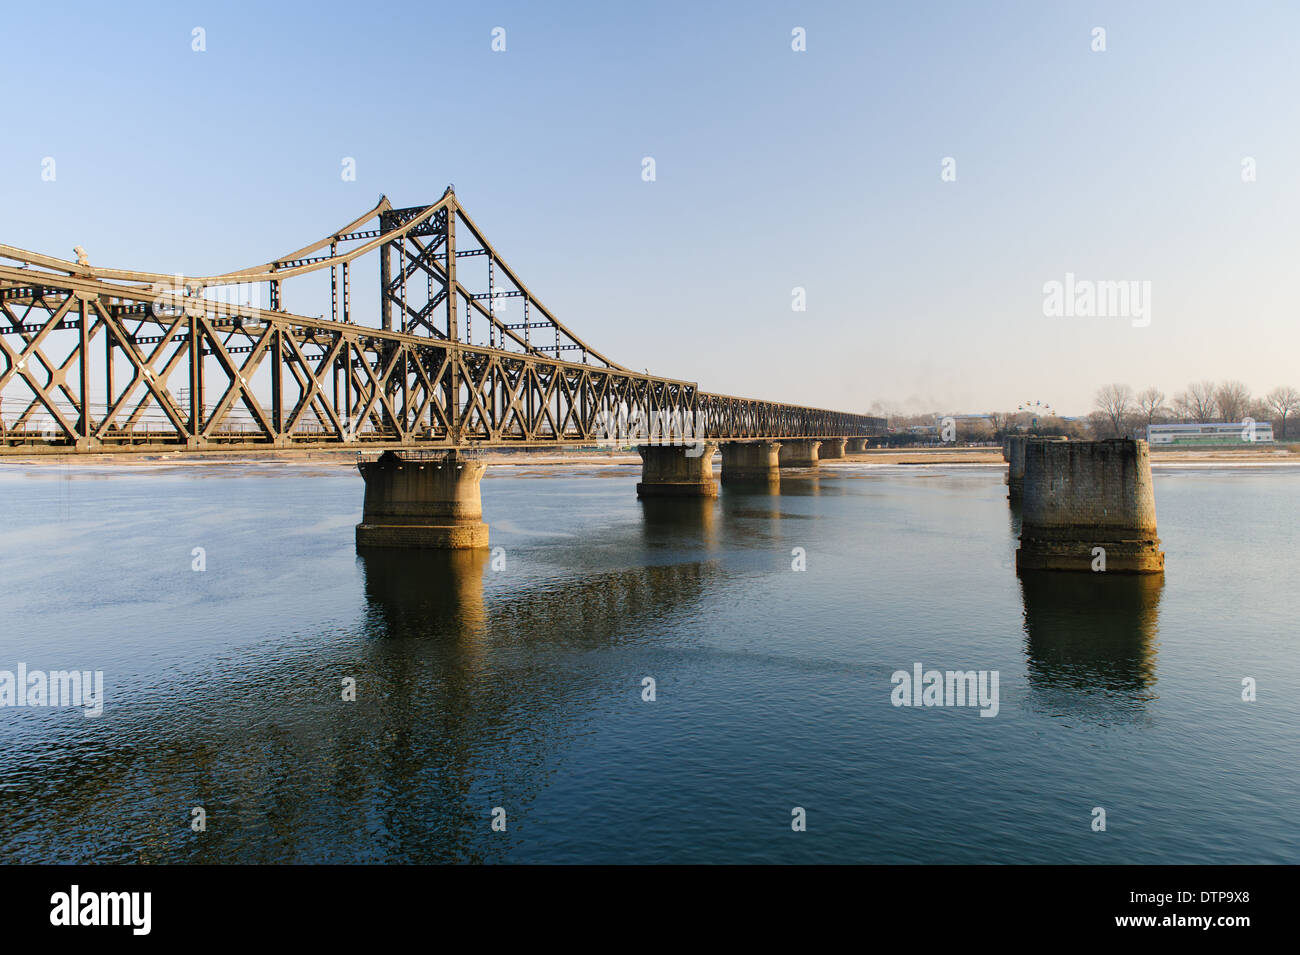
[{"left": 0, "top": 460, "right": 1296, "bottom": 863}]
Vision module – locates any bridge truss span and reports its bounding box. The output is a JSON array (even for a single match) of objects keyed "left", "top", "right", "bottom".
[{"left": 0, "top": 189, "right": 884, "bottom": 454}]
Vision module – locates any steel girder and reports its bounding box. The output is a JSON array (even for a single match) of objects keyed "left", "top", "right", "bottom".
[{"left": 0, "top": 191, "right": 885, "bottom": 454}]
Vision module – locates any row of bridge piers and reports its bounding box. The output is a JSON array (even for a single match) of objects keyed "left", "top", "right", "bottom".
[
  {"left": 356, "top": 438, "right": 871, "bottom": 549},
  {"left": 356, "top": 434, "right": 1168, "bottom": 576},
  {"left": 354, "top": 436, "right": 1167, "bottom": 576},
  {"left": 636, "top": 438, "right": 863, "bottom": 497}
]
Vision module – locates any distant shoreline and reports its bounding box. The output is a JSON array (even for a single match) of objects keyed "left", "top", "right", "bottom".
[
  {"left": 846, "top": 445, "right": 1300, "bottom": 466},
  {"left": 0, "top": 443, "right": 1297, "bottom": 472}
]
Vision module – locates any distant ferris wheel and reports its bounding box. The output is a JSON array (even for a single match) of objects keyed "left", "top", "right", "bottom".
[{"left": 1017, "top": 400, "right": 1056, "bottom": 429}]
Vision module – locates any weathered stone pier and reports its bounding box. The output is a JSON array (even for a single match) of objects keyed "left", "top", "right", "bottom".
[
  {"left": 778, "top": 439, "right": 821, "bottom": 468},
  {"left": 1016, "top": 438, "right": 1164, "bottom": 574},
  {"left": 636, "top": 443, "right": 720, "bottom": 498},
  {"left": 1005, "top": 434, "right": 1067, "bottom": 500},
  {"left": 355, "top": 450, "right": 489, "bottom": 549},
  {"left": 720, "top": 441, "right": 782, "bottom": 488},
  {"left": 819, "top": 438, "right": 847, "bottom": 459},
  {"left": 1004, "top": 435, "right": 1027, "bottom": 500}
]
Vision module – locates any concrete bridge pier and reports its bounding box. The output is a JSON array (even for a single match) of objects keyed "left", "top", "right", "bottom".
[
  {"left": 846, "top": 438, "right": 868, "bottom": 453},
  {"left": 778, "top": 439, "right": 821, "bottom": 468},
  {"left": 355, "top": 450, "right": 489, "bottom": 549},
  {"left": 720, "top": 441, "right": 781, "bottom": 488},
  {"left": 1005, "top": 435, "right": 1028, "bottom": 500},
  {"left": 637, "top": 443, "right": 719, "bottom": 497},
  {"left": 820, "top": 438, "right": 847, "bottom": 459},
  {"left": 1016, "top": 438, "right": 1164, "bottom": 574},
  {"left": 1007, "top": 435, "right": 1068, "bottom": 500}
]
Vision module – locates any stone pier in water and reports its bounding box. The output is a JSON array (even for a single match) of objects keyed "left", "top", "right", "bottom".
[
  {"left": 1005, "top": 435, "right": 1028, "bottom": 500},
  {"left": 720, "top": 441, "right": 781, "bottom": 488},
  {"left": 355, "top": 450, "right": 489, "bottom": 549},
  {"left": 819, "top": 438, "right": 847, "bottom": 459},
  {"left": 1016, "top": 438, "right": 1164, "bottom": 574},
  {"left": 1005, "top": 434, "right": 1067, "bottom": 500},
  {"left": 778, "top": 439, "right": 821, "bottom": 468},
  {"left": 636, "top": 443, "right": 720, "bottom": 498}
]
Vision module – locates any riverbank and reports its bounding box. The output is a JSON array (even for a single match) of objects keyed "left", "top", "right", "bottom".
[
  {"left": 853, "top": 444, "right": 1300, "bottom": 466},
  {"left": 0, "top": 442, "right": 1297, "bottom": 470}
]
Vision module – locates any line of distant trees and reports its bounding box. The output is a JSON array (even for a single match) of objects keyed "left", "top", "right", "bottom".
[
  {"left": 876, "top": 410, "right": 1087, "bottom": 445},
  {"left": 867, "top": 380, "right": 1300, "bottom": 445},
  {"left": 1092, "top": 381, "right": 1300, "bottom": 439}
]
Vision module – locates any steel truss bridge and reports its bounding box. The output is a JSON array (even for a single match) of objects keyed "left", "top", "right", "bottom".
[{"left": 0, "top": 187, "right": 884, "bottom": 455}]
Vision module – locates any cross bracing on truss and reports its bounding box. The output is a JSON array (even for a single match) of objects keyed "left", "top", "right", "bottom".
[{"left": 0, "top": 188, "right": 885, "bottom": 453}]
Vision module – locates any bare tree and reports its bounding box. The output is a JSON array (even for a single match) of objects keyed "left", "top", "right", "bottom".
[
  {"left": 960, "top": 419, "right": 995, "bottom": 442},
  {"left": 1063, "top": 417, "right": 1091, "bottom": 439},
  {"left": 1085, "top": 411, "right": 1107, "bottom": 438},
  {"left": 988, "top": 410, "right": 1011, "bottom": 437},
  {"left": 1185, "top": 380, "right": 1218, "bottom": 421},
  {"left": 1213, "top": 381, "right": 1252, "bottom": 423},
  {"left": 1135, "top": 387, "right": 1166, "bottom": 432},
  {"left": 1094, "top": 383, "right": 1135, "bottom": 437},
  {"left": 1265, "top": 386, "right": 1300, "bottom": 439}
]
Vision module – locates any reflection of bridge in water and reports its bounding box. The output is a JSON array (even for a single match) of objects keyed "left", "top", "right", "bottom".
[{"left": 0, "top": 531, "right": 723, "bottom": 863}]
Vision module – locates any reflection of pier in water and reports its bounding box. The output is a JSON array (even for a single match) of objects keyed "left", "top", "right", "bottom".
[
  {"left": 1019, "top": 573, "right": 1164, "bottom": 719},
  {"left": 358, "top": 543, "right": 719, "bottom": 652},
  {"left": 637, "top": 496, "right": 719, "bottom": 549},
  {"left": 0, "top": 546, "right": 720, "bottom": 864},
  {"left": 1007, "top": 499, "right": 1023, "bottom": 540},
  {"left": 353, "top": 543, "right": 722, "bottom": 861}
]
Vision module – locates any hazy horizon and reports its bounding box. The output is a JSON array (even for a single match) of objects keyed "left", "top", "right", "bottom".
[{"left": 3, "top": 1, "right": 1297, "bottom": 418}]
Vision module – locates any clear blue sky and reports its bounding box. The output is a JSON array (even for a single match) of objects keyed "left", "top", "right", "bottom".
[{"left": 3, "top": 0, "right": 1298, "bottom": 416}]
